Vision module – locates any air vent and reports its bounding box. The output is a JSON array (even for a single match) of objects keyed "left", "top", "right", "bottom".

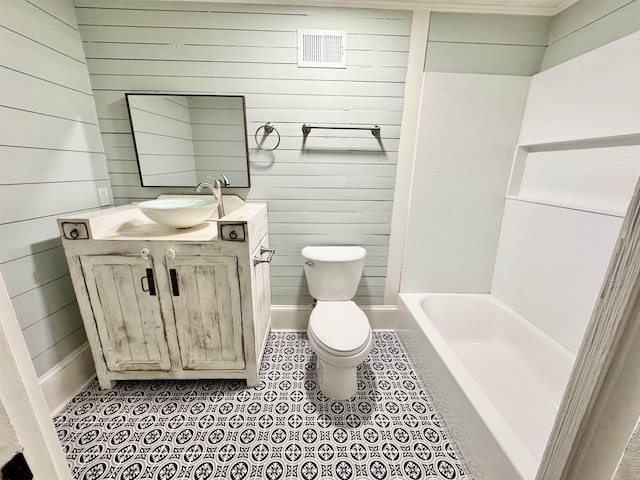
[{"left": 297, "top": 29, "right": 346, "bottom": 68}]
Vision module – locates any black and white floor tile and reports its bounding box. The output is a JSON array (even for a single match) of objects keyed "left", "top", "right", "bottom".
[{"left": 54, "top": 332, "right": 470, "bottom": 480}]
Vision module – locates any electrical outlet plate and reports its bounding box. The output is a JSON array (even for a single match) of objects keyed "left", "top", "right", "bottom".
[{"left": 98, "top": 187, "right": 110, "bottom": 206}]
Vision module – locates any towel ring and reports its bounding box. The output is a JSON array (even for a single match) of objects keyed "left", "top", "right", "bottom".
[{"left": 255, "top": 122, "right": 281, "bottom": 151}]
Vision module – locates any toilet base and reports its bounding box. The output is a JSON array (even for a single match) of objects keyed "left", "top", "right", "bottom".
[{"left": 316, "top": 357, "right": 358, "bottom": 401}]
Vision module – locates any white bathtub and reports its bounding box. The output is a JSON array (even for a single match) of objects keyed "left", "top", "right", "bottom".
[{"left": 396, "top": 294, "right": 575, "bottom": 480}]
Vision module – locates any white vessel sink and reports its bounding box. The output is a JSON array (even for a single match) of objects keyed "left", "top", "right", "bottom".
[
  {"left": 158, "top": 194, "right": 246, "bottom": 219},
  {"left": 137, "top": 197, "right": 218, "bottom": 228}
]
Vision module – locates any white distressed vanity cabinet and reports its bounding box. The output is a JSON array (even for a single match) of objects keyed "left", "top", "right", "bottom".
[{"left": 58, "top": 198, "right": 271, "bottom": 389}]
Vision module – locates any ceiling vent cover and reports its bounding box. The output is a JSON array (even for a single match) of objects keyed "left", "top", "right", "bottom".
[{"left": 297, "top": 29, "right": 346, "bottom": 68}]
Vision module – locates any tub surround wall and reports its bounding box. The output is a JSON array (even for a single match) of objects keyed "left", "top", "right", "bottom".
[
  {"left": 520, "top": 31, "right": 640, "bottom": 145},
  {"left": 401, "top": 73, "right": 529, "bottom": 293},
  {"left": 493, "top": 31, "right": 640, "bottom": 353},
  {"left": 0, "top": 0, "right": 107, "bottom": 404},
  {"left": 76, "top": 0, "right": 411, "bottom": 306},
  {"left": 400, "top": 6, "right": 640, "bottom": 299},
  {"left": 400, "top": 11, "right": 540, "bottom": 294},
  {"left": 492, "top": 202, "right": 625, "bottom": 353}
]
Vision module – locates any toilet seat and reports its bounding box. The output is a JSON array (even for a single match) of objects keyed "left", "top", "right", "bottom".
[{"left": 308, "top": 301, "right": 371, "bottom": 357}]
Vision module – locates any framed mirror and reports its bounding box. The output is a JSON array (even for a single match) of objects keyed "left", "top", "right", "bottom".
[{"left": 125, "top": 93, "right": 250, "bottom": 187}]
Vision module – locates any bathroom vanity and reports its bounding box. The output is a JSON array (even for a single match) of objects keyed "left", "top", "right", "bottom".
[{"left": 58, "top": 196, "right": 271, "bottom": 389}]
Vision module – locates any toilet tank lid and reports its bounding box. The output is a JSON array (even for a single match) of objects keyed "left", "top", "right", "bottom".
[{"left": 302, "top": 246, "right": 366, "bottom": 262}]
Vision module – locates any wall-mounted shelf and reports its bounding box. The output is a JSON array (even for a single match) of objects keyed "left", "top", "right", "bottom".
[
  {"left": 302, "top": 123, "right": 381, "bottom": 138},
  {"left": 506, "top": 132, "right": 640, "bottom": 218},
  {"left": 505, "top": 195, "right": 627, "bottom": 218},
  {"left": 519, "top": 132, "right": 640, "bottom": 153}
]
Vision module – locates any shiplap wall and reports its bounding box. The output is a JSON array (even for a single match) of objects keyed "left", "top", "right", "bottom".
[
  {"left": 0, "top": 0, "right": 110, "bottom": 376},
  {"left": 76, "top": 0, "right": 411, "bottom": 305},
  {"left": 542, "top": 0, "right": 640, "bottom": 69},
  {"left": 425, "top": 12, "right": 551, "bottom": 75},
  {"left": 424, "top": 2, "right": 640, "bottom": 76}
]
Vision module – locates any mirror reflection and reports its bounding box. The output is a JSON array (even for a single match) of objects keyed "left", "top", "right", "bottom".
[{"left": 126, "top": 94, "right": 250, "bottom": 187}]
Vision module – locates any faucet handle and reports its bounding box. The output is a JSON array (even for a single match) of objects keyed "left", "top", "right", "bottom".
[{"left": 205, "top": 174, "right": 230, "bottom": 187}]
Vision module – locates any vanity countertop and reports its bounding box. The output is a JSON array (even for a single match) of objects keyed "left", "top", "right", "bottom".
[{"left": 58, "top": 197, "right": 266, "bottom": 244}]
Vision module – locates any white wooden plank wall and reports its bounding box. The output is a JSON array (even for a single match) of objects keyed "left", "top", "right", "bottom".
[
  {"left": 541, "top": 0, "right": 640, "bottom": 70},
  {"left": 0, "top": 0, "right": 110, "bottom": 376},
  {"left": 425, "top": 12, "right": 550, "bottom": 76},
  {"left": 75, "top": 0, "right": 411, "bottom": 305}
]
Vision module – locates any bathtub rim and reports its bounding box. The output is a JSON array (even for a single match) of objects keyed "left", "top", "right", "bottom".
[
  {"left": 419, "top": 293, "right": 577, "bottom": 365},
  {"left": 398, "top": 292, "right": 546, "bottom": 480}
]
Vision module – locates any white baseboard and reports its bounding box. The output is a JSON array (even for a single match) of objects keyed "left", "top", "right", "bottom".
[
  {"left": 39, "top": 343, "right": 96, "bottom": 416},
  {"left": 271, "top": 305, "right": 397, "bottom": 331}
]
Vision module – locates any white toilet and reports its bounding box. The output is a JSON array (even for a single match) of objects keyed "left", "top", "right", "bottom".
[{"left": 302, "top": 246, "right": 372, "bottom": 400}]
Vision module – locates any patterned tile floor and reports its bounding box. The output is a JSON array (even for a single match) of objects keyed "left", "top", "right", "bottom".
[{"left": 54, "top": 332, "right": 470, "bottom": 480}]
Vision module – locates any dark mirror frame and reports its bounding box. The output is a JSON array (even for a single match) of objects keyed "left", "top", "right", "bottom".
[{"left": 125, "top": 93, "right": 251, "bottom": 188}]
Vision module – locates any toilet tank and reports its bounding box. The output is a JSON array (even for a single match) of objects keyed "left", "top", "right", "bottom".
[{"left": 302, "top": 246, "right": 366, "bottom": 301}]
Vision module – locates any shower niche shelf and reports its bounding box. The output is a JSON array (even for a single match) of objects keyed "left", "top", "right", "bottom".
[{"left": 506, "top": 133, "right": 640, "bottom": 218}]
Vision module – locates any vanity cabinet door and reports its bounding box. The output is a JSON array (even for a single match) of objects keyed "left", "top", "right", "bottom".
[
  {"left": 167, "top": 255, "right": 245, "bottom": 370},
  {"left": 80, "top": 255, "right": 171, "bottom": 372}
]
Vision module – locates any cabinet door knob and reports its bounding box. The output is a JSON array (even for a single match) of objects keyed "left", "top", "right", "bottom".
[
  {"left": 140, "top": 248, "right": 150, "bottom": 260},
  {"left": 165, "top": 248, "right": 176, "bottom": 260}
]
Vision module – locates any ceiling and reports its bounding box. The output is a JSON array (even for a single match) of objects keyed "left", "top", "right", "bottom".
[{"left": 158, "top": 0, "right": 580, "bottom": 16}]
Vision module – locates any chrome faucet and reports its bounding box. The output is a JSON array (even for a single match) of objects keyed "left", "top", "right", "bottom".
[{"left": 196, "top": 174, "right": 229, "bottom": 218}]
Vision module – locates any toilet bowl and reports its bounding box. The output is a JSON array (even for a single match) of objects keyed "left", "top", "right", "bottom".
[
  {"left": 302, "top": 246, "right": 372, "bottom": 400},
  {"left": 308, "top": 301, "right": 372, "bottom": 400}
]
